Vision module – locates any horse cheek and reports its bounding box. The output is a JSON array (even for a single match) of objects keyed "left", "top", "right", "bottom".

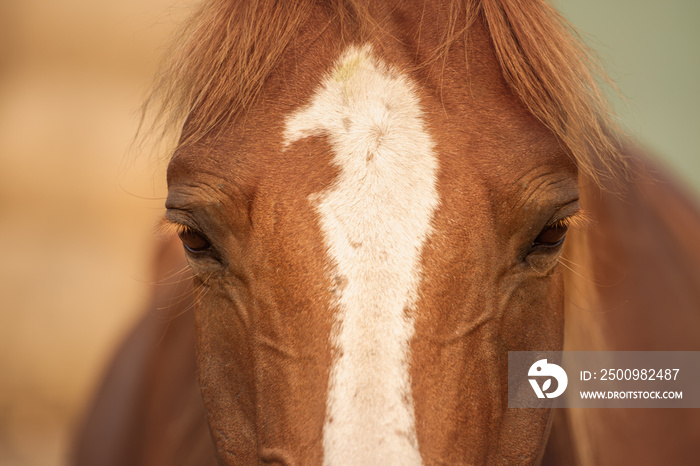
[{"left": 193, "top": 285, "right": 258, "bottom": 464}]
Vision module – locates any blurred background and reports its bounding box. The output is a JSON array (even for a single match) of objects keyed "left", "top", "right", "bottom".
[
  {"left": 0, "top": 1, "right": 194, "bottom": 464},
  {"left": 0, "top": 0, "right": 697, "bottom": 465}
]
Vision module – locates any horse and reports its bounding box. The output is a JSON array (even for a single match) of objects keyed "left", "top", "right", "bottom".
[{"left": 74, "top": 0, "right": 700, "bottom": 464}]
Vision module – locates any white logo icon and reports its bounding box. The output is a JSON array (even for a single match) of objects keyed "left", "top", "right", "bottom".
[{"left": 528, "top": 359, "right": 568, "bottom": 398}]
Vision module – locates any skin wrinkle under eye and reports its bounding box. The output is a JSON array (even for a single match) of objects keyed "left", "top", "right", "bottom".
[{"left": 283, "top": 45, "right": 439, "bottom": 465}]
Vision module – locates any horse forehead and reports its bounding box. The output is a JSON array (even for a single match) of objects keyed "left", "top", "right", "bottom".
[
  {"left": 275, "top": 31, "right": 563, "bottom": 183},
  {"left": 169, "top": 19, "right": 570, "bottom": 209}
]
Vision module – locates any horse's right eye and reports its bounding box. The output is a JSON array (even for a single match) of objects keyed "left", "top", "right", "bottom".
[
  {"left": 532, "top": 220, "right": 569, "bottom": 249},
  {"left": 178, "top": 227, "right": 211, "bottom": 253}
]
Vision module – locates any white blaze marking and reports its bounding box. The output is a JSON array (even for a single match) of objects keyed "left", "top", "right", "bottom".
[{"left": 284, "top": 45, "right": 438, "bottom": 465}]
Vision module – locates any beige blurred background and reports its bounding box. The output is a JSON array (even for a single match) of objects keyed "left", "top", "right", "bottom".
[
  {"left": 0, "top": 1, "right": 698, "bottom": 465},
  {"left": 0, "top": 1, "right": 196, "bottom": 464}
]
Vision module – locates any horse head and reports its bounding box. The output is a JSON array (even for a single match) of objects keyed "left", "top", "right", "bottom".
[{"left": 160, "top": 0, "right": 625, "bottom": 463}]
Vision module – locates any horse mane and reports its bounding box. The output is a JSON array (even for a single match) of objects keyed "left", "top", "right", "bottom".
[{"left": 140, "top": 0, "right": 628, "bottom": 186}]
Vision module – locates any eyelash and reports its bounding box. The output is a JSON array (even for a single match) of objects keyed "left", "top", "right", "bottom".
[{"left": 548, "top": 216, "right": 572, "bottom": 230}]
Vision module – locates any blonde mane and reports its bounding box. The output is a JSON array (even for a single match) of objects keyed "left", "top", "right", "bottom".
[{"left": 140, "top": 0, "right": 628, "bottom": 186}]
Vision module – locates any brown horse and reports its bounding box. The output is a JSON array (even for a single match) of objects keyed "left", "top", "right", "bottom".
[{"left": 74, "top": 0, "right": 700, "bottom": 464}]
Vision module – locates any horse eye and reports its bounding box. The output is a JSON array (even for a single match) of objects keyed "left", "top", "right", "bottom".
[
  {"left": 178, "top": 227, "right": 211, "bottom": 253},
  {"left": 533, "top": 221, "right": 568, "bottom": 248}
]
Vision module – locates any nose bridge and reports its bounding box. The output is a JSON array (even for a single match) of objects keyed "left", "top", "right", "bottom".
[{"left": 282, "top": 45, "right": 440, "bottom": 464}]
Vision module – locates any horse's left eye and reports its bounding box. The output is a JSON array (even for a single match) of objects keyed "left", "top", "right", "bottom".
[
  {"left": 533, "top": 221, "right": 568, "bottom": 248},
  {"left": 178, "top": 227, "right": 211, "bottom": 253}
]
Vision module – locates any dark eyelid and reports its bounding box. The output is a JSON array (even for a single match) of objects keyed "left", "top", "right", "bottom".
[
  {"left": 164, "top": 213, "right": 212, "bottom": 244},
  {"left": 165, "top": 191, "right": 204, "bottom": 212},
  {"left": 165, "top": 208, "right": 200, "bottom": 231},
  {"left": 545, "top": 199, "right": 580, "bottom": 227}
]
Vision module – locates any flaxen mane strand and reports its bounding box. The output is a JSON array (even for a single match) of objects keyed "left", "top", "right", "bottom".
[
  {"left": 140, "top": 0, "right": 627, "bottom": 186},
  {"left": 480, "top": 0, "right": 629, "bottom": 187},
  {"left": 138, "top": 0, "right": 312, "bottom": 152}
]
